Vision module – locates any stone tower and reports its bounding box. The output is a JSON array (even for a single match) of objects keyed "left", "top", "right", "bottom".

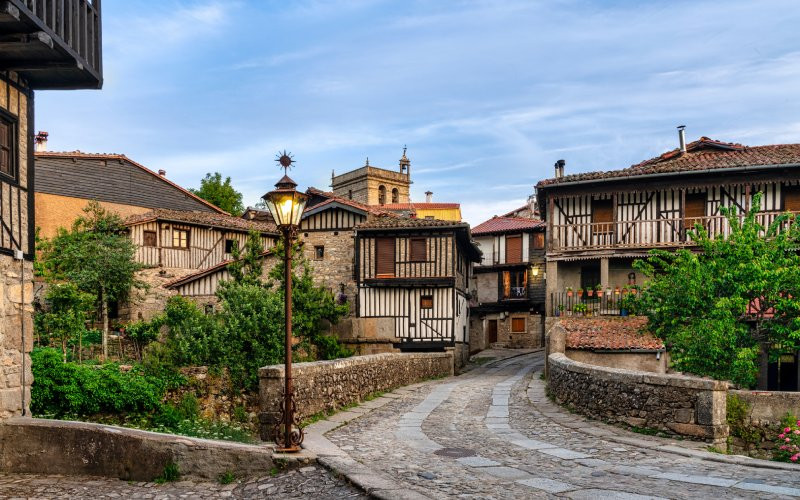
[{"left": 331, "top": 148, "right": 412, "bottom": 206}]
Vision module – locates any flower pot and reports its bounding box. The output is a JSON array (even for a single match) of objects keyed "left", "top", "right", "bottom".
[
  {"left": 587, "top": 290, "right": 594, "bottom": 297},
  {"left": 620, "top": 309, "right": 628, "bottom": 317},
  {"left": 567, "top": 291, "right": 573, "bottom": 297},
  {"left": 577, "top": 291, "right": 584, "bottom": 297},
  {"left": 597, "top": 290, "right": 604, "bottom": 297}
]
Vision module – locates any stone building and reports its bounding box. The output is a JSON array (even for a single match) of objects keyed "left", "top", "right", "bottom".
[
  {"left": 469, "top": 215, "right": 546, "bottom": 353},
  {"left": 35, "top": 148, "right": 224, "bottom": 239},
  {"left": 0, "top": 0, "right": 103, "bottom": 418},
  {"left": 331, "top": 151, "right": 411, "bottom": 206}
]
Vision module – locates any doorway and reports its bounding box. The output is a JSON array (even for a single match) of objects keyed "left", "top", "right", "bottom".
[{"left": 487, "top": 319, "right": 498, "bottom": 345}]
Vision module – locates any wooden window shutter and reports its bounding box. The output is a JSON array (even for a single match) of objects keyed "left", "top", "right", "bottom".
[
  {"left": 505, "top": 235, "right": 522, "bottom": 263},
  {"left": 502, "top": 271, "right": 511, "bottom": 298},
  {"left": 143, "top": 231, "right": 157, "bottom": 247},
  {"left": 410, "top": 238, "right": 427, "bottom": 262},
  {"left": 420, "top": 295, "right": 433, "bottom": 309},
  {"left": 785, "top": 186, "right": 800, "bottom": 212},
  {"left": 0, "top": 118, "right": 11, "bottom": 176},
  {"left": 532, "top": 232, "right": 544, "bottom": 249},
  {"left": 685, "top": 193, "right": 706, "bottom": 228},
  {"left": 592, "top": 199, "right": 614, "bottom": 235},
  {"left": 511, "top": 317, "right": 526, "bottom": 333},
  {"left": 375, "top": 238, "right": 396, "bottom": 277}
]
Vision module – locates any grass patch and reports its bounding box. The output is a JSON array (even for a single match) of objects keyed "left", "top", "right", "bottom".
[
  {"left": 707, "top": 446, "right": 727, "bottom": 454},
  {"left": 470, "top": 357, "right": 494, "bottom": 366},
  {"left": 218, "top": 471, "right": 236, "bottom": 485},
  {"left": 154, "top": 462, "right": 180, "bottom": 484},
  {"left": 629, "top": 425, "right": 660, "bottom": 436}
]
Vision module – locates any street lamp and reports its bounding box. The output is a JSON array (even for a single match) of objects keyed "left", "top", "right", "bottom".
[{"left": 263, "top": 151, "right": 308, "bottom": 453}]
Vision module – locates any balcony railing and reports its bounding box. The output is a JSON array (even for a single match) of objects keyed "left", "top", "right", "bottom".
[
  {"left": 1, "top": 0, "right": 102, "bottom": 88},
  {"left": 550, "top": 211, "right": 797, "bottom": 252},
  {"left": 550, "top": 291, "right": 634, "bottom": 317},
  {"left": 502, "top": 286, "right": 527, "bottom": 300}
]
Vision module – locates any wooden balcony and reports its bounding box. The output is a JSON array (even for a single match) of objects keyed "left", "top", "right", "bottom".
[
  {"left": 550, "top": 211, "right": 797, "bottom": 252},
  {"left": 0, "top": 0, "right": 102, "bottom": 89}
]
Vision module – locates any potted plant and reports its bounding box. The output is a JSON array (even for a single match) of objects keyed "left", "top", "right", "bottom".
[
  {"left": 556, "top": 304, "right": 564, "bottom": 317},
  {"left": 577, "top": 287, "right": 584, "bottom": 298},
  {"left": 595, "top": 284, "right": 603, "bottom": 297},
  {"left": 573, "top": 303, "right": 588, "bottom": 316},
  {"left": 587, "top": 287, "right": 594, "bottom": 297},
  {"left": 614, "top": 285, "right": 620, "bottom": 295},
  {"left": 566, "top": 287, "right": 573, "bottom": 297}
]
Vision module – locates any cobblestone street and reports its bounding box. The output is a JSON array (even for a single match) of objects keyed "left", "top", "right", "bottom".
[
  {"left": 0, "top": 465, "right": 365, "bottom": 499},
  {"left": 328, "top": 351, "right": 800, "bottom": 499}
]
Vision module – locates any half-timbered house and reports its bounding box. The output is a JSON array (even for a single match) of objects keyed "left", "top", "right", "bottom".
[
  {"left": 537, "top": 130, "right": 800, "bottom": 336},
  {"left": 0, "top": 0, "right": 103, "bottom": 418},
  {"left": 469, "top": 215, "right": 546, "bottom": 352},
  {"left": 123, "top": 209, "right": 277, "bottom": 319},
  {"left": 354, "top": 217, "right": 481, "bottom": 367}
]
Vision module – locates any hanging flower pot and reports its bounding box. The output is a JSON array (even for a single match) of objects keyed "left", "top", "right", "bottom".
[
  {"left": 566, "top": 288, "right": 573, "bottom": 297},
  {"left": 577, "top": 288, "right": 584, "bottom": 297},
  {"left": 587, "top": 289, "right": 594, "bottom": 297},
  {"left": 596, "top": 289, "right": 604, "bottom": 298}
]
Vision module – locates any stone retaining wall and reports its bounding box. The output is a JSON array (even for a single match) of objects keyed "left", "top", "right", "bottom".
[
  {"left": 258, "top": 352, "right": 453, "bottom": 441},
  {"left": 0, "top": 417, "right": 274, "bottom": 481},
  {"left": 548, "top": 353, "right": 728, "bottom": 442}
]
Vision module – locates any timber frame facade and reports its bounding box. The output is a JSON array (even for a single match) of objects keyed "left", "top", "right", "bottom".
[
  {"left": 354, "top": 217, "right": 481, "bottom": 365},
  {"left": 536, "top": 136, "right": 800, "bottom": 319},
  {"left": 0, "top": 0, "right": 103, "bottom": 418}
]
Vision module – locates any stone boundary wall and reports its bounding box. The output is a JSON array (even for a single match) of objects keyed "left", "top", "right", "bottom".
[
  {"left": 730, "top": 389, "right": 800, "bottom": 424},
  {"left": 548, "top": 353, "right": 728, "bottom": 442},
  {"left": 259, "top": 352, "right": 453, "bottom": 440},
  {"left": 0, "top": 417, "right": 274, "bottom": 481}
]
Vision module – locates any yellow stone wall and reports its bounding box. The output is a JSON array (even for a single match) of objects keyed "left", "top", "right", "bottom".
[
  {"left": 35, "top": 192, "right": 152, "bottom": 239},
  {"left": 414, "top": 207, "right": 462, "bottom": 221}
]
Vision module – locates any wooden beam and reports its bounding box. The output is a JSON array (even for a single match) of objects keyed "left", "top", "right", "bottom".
[{"left": 0, "top": 1, "right": 20, "bottom": 23}]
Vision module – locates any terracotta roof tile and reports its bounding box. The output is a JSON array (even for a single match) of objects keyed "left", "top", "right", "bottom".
[
  {"left": 537, "top": 138, "right": 800, "bottom": 187},
  {"left": 356, "top": 215, "right": 468, "bottom": 230},
  {"left": 382, "top": 202, "right": 461, "bottom": 210},
  {"left": 472, "top": 216, "right": 544, "bottom": 236},
  {"left": 35, "top": 151, "right": 227, "bottom": 214},
  {"left": 305, "top": 187, "right": 399, "bottom": 216},
  {"left": 562, "top": 317, "right": 663, "bottom": 350},
  {"left": 124, "top": 208, "right": 278, "bottom": 234}
]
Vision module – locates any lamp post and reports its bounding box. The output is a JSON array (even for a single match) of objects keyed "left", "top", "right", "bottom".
[{"left": 263, "top": 151, "right": 308, "bottom": 453}]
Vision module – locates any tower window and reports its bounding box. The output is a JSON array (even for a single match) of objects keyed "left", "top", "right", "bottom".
[
  {"left": 392, "top": 188, "right": 399, "bottom": 203},
  {"left": 378, "top": 185, "right": 386, "bottom": 205}
]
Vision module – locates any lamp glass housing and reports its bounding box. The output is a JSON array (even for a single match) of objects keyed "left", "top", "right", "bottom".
[{"left": 264, "top": 189, "right": 308, "bottom": 228}]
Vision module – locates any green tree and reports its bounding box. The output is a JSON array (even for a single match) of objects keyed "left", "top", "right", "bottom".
[
  {"left": 190, "top": 172, "right": 244, "bottom": 216},
  {"left": 39, "top": 201, "right": 145, "bottom": 360},
  {"left": 635, "top": 193, "right": 800, "bottom": 387},
  {"left": 227, "top": 230, "right": 264, "bottom": 286},
  {"left": 34, "top": 283, "right": 94, "bottom": 362}
]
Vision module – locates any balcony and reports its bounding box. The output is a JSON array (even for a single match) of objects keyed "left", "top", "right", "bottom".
[
  {"left": 502, "top": 286, "right": 527, "bottom": 300},
  {"left": 550, "top": 211, "right": 796, "bottom": 253},
  {"left": 0, "top": 0, "right": 102, "bottom": 89}
]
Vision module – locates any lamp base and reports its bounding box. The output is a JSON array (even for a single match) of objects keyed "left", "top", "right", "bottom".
[{"left": 275, "top": 445, "right": 302, "bottom": 453}]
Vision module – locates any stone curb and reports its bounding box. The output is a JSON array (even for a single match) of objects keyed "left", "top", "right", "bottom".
[{"left": 527, "top": 370, "right": 800, "bottom": 473}]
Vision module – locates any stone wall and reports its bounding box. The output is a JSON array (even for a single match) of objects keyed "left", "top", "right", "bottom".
[
  {"left": 0, "top": 417, "right": 273, "bottom": 480},
  {"left": 0, "top": 257, "right": 33, "bottom": 419},
  {"left": 258, "top": 352, "right": 453, "bottom": 440},
  {"left": 565, "top": 349, "right": 668, "bottom": 374},
  {"left": 726, "top": 389, "right": 800, "bottom": 457},
  {"left": 299, "top": 230, "right": 357, "bottom": 305},
  {"left": 548, "top": 353, "right": 728, "bottom": 442}
]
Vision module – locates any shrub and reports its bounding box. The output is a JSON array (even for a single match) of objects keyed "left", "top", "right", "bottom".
[{"left": 774, "top": 415, "right": 800, "bottom": 463}]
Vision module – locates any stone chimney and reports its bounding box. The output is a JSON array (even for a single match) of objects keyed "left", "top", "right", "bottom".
[
  {"left": 554, "top": 159, "right": 565, "bottom": 179},
  {"left": 34, "top": 131, "right": 48, "bottom": 152},
  {"left": 158, "top": 169, "right": 166, "bottom": 176},
  {"left": 425, "top": 191, "right": 433, "bottom": 203}
]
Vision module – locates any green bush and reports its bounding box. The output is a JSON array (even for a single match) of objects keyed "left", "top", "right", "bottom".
[{"left": 31, "top": 348, "right": 165, "bottom": 417}]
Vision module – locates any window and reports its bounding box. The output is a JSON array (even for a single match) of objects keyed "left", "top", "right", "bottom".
[
  {"left": 532, "top": 232, "right": 545, "bottom": 249},
  {"left": 505, "top": 234, "right": 522, "bottom": 263},
  {"left": 392, "top": 188, "right": 399, "bottom": 203},
  {"left": 420, "top": 295, "right": 433, "bottom": 309},
  {"left": 409, "top": 238, "right": 427, "bottom": 262},
  {"left": 0, "top": 114, "right": 15, "bottom": 178},
  {"left": 592, "top": 199, "right": 614, "bottom": 234},
  {"left": 502, "top": 270, "right": 527, "bottom": 299},
  {"left": 143, "top": 231, "right": 157, "bottom": 247},
  {"left": 511, "top": 317, "right": 526, "bottom": 333},
  {"left": 225, "top": 239, "right": 236, "bottom": 253},
  {"left": 378, "top": 185, "right": 386, "bottom": 205},
  {"left": 172, "top": 229, "right": 189, "bottom": 248},
  {"left": 314, "top": 245, "right": 324, "bottom": 260},
  {"left": 785, "top": 185, "right": 800, "bottom": 212},
  {"left": 375, "top": 237, "right": 395, "bottom": 277},
  {"left": 685, "top": 193, "right": 707, "bottom": 229}
]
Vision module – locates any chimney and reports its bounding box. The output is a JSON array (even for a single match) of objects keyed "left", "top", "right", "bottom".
[
  {"left": 158, "top": 169, "right": 166, "bottom": 176},
  {"left": 34, "top": 131, "right": 48, "bottom": 152},
  {"left": 678, "top": 125, "right": 687, "bottom": 153},
  {"left": 425, "top": 191, "right": 433, "bottom": 203},
  {"left": 554, "top": 159, "right": 565, "bottom": 179}
]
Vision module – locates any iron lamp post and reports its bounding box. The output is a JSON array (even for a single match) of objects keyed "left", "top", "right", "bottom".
[{"left": 263, "top": 153, "right": 308, "bottom": 453}]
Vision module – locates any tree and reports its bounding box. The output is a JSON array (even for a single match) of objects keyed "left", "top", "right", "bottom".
[
  {"left": 190, "top": 172, "right": 244, "bottom": 216},
  {"left": 227, "top": 230, "right": 264, "bottom": 286},
  {"left": 34, "top": 283, "right": 94, "bottom": 362},
  {"left": 635, "top": 193, "right": 800, "bottom": 387},
  {"left": 40, "top": 201, "right": 145, "bottom": 360}
]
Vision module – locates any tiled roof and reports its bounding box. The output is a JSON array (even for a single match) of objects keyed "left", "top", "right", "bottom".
[
  {"left": 164, "top": 249, "right": 275, "bottom": 289},
  {"left": 124, "top": 208, "right": 278, "bottom": 234},
  {"left": 471, "top": 216, "right": 544, "bottom": 236},
  {"left": 305, "top": 187, "right": 398, "bottom": 216},
  {"left": 382, "top": 202, "right": 461, "bottom": 210},
  {"left": 502, "top": 205, "right": 539, "bottom": 218},
  {"left": 537, "top": 138, "right": 800, "bottom": 187},
  {"left": 356, "top": 215, "right": 468, "bottom": 230},
  {"left": 562, "top": 317, "right": 664, "bottom": 350},
  {"left": 35, "top": 151, "right": 227, "bottom": 213}
]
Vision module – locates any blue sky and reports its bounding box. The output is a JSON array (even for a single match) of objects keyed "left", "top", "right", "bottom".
[{"left": 36, "top": 0, "right": 800, "bottom": 224}]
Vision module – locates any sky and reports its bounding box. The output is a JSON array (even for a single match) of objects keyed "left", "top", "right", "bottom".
[{"left": 35, "top": 0, "right": 800, "bottom": 225}]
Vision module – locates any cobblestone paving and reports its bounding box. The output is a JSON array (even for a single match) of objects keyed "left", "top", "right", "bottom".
[
  {"left": 0, "top": 465, "right": 365, "bottom": 499},
  {"left": 329, "top": 352, "right": 800, "bottom": 499}
]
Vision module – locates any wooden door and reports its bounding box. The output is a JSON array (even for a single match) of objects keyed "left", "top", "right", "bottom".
[
  {"left": 592, "top": 199, "right": 614, "bottom": 245},
  {"left": 684, "top": 193, "right": 706, "bottom": 231},
  {"left": 487, "top": 319, "right": 498, "bottom": 344},
  {"left": 505, "top": 235, "right": 522, "bottom": 263},
  {"left": 375, "top": 238, "right": 396, "bottom": 277}
]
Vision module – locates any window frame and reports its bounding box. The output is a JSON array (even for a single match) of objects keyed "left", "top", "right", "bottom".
[
  {"left": 314, "top": 245, "right": 325, "bottom": 260},
  {"left": 172, "top": 228, "right": 190, "bottom": 249},
  {"left": 225, "top": 239, "right": 236, "bottom": 254},
  {"left": 375, "top": 237, "right": 396, "bottom": 277},
  {"left": 143, "top": 230, "right": 157, "bottom": 247},
  {"left": 511, "top": 317, "right": 526, "bottom": 333},
  {"left": 409, "top": 237, "right": 427, "bottom": 262},
  {"left": 0, "top": 110, "right": 17, "bottom": 181},
  {"left": 420, "top": 295, "right": 434, "bottom": 310},
  {"left": 505, "top": 234, "right": 523, "bottom": 263},
  {"left": 532, "top": 232, "right": 545, "bottom": 249}
]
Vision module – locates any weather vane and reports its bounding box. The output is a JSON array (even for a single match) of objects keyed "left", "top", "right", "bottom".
[{"left": 275, "top": 150, "right": 295, "bottom": 175}]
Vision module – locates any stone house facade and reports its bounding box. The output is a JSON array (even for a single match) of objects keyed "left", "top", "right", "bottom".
[
  {"left": 0, "top": 0, "right": 103, "bottom": 418},
  {"left": 469, "top": 215, "right": 546, "bottom": 352}
]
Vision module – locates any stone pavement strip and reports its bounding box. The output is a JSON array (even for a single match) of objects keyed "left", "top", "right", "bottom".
[
  {"left": 313, "top": 350, "right": 800, "bottom": 499},
  {"left": 0, "top": 464, "right": 365, "bottom": 499}
]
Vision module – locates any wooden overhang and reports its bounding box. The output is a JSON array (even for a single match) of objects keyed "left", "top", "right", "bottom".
[
  {"left": 355, "top": 222, "right": 483, "bottom": 263},
  {"left": 0, "top": 0, "right": 102, "bottom": 89}
]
